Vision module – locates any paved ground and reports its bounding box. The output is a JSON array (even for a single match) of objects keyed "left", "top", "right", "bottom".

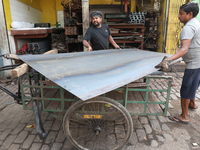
[{"left": 0, "top": 72, "right": 200, "bottom": 150}]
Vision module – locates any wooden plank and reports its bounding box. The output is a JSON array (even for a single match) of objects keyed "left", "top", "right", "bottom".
[
  {"left": 11, "top": 49, "right": 58, "bottom": 78},
  {"left": 133, "top": 91, "right": 150, "bottom": 113},
  {"left": 43, "top": 49, "right": 58, "bottom": 54},
  {"left": 105, "top": 90, "right": 116, "bottom": 100},
  {"left": 140, "top": 92, "right": 163, "bottom": 114},
  {"left": 11, "top": 63, "right": 29, "bottom": 78},
  {"left": 46, "top": 89, "right": 61, "bottom": 110},
  {"left": 39, "top": 80, "right": 58, "bottom": 86},
  {"left": 64, "top": 90, "right": 76, "bottom": 110},
  {"left": 25, "top": 88, "right": 49, "bottom": 109},
  {"left": 10, "top": 54, "right": 20, "bottom": 60},
  {"left": 43, "top": 89, "right": 59, "bottom": 108},
  {"left": 127, "top": 91, "right": 141, "bottom": 114},
  {"left": 57, "top": 90, "right": 71, "bottom": 110},
  {"left": 10, "top": 29, "right": 52, "bottom": 35},
  {"left": 24, "top": 99, "right": 34, "bottom": 109},
  {"left": 56, "top": 89, "right": 79, "bottom": 111},
  {"left": 115, "top": 90, "right": 124, "bottom": 101}
]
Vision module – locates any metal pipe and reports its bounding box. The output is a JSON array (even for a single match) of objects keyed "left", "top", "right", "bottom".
[
  {"left": 33, "top": 101, "right": 47, "bottom": 140},
  {"left": 0, "top": 64, "right": 22, "bottom": 72},
  {"left": 162, "top": 0, "right": 170, "bottom": 53},
  {"left": 0, "top": 84, "right": 21, "bottom": 101}
]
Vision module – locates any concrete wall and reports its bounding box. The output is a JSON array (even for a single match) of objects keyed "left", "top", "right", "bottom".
[
  {"left": 0, "top": 0, "right": 44, "bottom": 78},
  {"left": 9, "top": 0, "right": 43, "bottom": 23},
  {"left": 8, "top": 0, "right": 43, "bottom": 54},
  {"left": 0, "top": 0, "right": 12, "bottom": 79},
  {"left": 40, "top": 0, "right": 57, "bottom": 27},
  {"left": 18, "top": 0, "right": 42, "bottom": 10}
]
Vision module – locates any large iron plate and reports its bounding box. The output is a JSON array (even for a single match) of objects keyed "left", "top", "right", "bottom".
[{"left": 18, "top": 49, "right": 180, "bottom": 100}]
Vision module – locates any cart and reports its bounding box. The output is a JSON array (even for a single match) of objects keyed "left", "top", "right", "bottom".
[{"left": 0, "top": 49, "right": 175, "bottom": 150}]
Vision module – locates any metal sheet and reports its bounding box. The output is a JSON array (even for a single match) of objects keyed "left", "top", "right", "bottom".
[{"left": 18, "top": 49, "right": 180, "bottom": 100}]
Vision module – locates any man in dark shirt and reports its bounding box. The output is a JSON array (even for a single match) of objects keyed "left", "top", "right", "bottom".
[{"left": 83, "top": 11, "right": 120, "bottom": 51}]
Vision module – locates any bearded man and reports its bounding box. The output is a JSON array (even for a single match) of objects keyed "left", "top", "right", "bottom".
[{"left": 83, "top": 11, "right": 120, "bottom": 51}]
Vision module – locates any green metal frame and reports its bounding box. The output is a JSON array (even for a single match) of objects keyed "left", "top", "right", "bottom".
[
  {"left": 113, "top": 76, "right": 172, "bottom": 116},
  {"left": 19, "top": 73, "right": 172, "bottom": 116}
]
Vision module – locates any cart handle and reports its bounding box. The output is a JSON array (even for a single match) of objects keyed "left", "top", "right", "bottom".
[{"left": 0, "top": 84, "right": 21, "bottom": 102}]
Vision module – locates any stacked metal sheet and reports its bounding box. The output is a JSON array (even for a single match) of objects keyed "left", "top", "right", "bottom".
[
  {"left": 65, "top": 26, "right": 78, "bottom": 35},
  {"left": 144, "top": 10, "right": 159, "bottom": 50},
  {"left": 65, "top": 35, "right": 83, "bottom": 43},
  {"left": 27, "top": 39, "right": 51, "bottom": 54},
  {"left": 27, "top": 43, "right": 39, "bottom": 54},
  {"left": 51, "top": 33, "right": 66, "bottom": 53}
]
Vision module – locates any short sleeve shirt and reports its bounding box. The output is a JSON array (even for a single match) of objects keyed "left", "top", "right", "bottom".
[
  {"left": 180, "top": 18, "right": 200, "bottom": 69},
  {"left": 83, "top": 24, "right": 111, "bottom": 50}
]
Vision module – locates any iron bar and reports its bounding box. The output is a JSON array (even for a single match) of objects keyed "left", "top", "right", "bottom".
[{"left": 0, "top": 84, "right": 21, "bottom": 101}]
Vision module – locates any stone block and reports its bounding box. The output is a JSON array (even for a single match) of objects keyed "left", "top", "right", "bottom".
[
  {"left": 143, "top": 124, "right": 152, "bottom": 134},
  {"left": 162, "top": 124, "right": 171, "bottom": 131},
  {"left": 139, "top": 117, "right": 148, "bottom": 124},
  {"left": 151, "top": 140, "right": 158, "bottom": 147},
  {"left": 1, "top": 135, "right": 17, "bottom": 150},
  {"left": 136, "top": 129, "right": 146, "bottom": 142},
  {"left": 14, "top": 131, "right": 28, "bottom": 143},
  {"left": 50, "top": 143, "right": 63, "bottom": 150},
  {"left": 150, "top": 120, "right": 162, "bottom": 133},
  {"left": 128, "top": 132, "right": 138, "bottom": 145},
  {"left": 30, "top": 143, "right": 42, "bottom": 150},
  {"left": 8, "top": 144, "right": 20, "bottom": 150},
  {"left": 21, "top": 135, "right": 36, "bottom": 149},
  {"left": 162, "top": 133, "right": 174, "bottom": 141}
]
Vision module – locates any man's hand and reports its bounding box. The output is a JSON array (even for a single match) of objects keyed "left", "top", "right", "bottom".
[
  {"left": 87, "top": 46, "right": 92, "bottom": 52},
  {"left": 155, "top": 56, "right": 173, "bottom": 71},
  {"left": 114, "top": 45, "right": 121, "bottom": 49}
]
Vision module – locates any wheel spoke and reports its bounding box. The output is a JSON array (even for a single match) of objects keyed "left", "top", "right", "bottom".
[
  {"left": 63, "top": 97, "right": 133, "bottom": 150},
  {"left": 80, "top": 105, "right": 97, "bottom": 126},
  {"left": 69, "top": 118, "right": 93, "bottom": 127}
]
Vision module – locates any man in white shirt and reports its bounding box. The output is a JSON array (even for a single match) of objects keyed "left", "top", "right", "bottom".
[{"left": 156, "top": 2, "right": 200, "bottom": 124}]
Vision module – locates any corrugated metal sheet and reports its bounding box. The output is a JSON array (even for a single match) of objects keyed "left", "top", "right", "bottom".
[{"left": 18, "top": 49, "right": 180, "bottom": 100}]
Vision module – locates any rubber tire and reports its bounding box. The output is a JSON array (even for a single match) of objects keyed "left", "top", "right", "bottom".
[{"left": 63, "top": 96, "right": 133, "bottom": 150}]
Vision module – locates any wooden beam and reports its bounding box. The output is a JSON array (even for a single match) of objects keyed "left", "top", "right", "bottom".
[
  {"left": 11, "top": 49, "right": 58, "bottom": 77},
  {"left": 10, "top": 49, "right": 58, "bottom": 60},
  {"left": 42, "top": 49, "right": 58, "bottom": 54},
  {"left": 11, "top": 63, "right": 29, "bottom": 78},
  {"left": 10, "top": 54, "right": 20, "bottom": 60},
  {"left": 82, "top": 0, "right": 89, "bottom": 52}
]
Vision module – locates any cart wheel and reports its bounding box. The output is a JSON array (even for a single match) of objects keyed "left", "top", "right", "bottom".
[{"left": 63, "top": 97, "right": 133, "bottom": 150}]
